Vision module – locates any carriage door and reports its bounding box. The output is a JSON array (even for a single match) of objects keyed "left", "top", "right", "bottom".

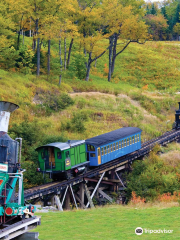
[
  {"left": 43, "top": 148, "right": 49, "bottom": 170},
  {"left": 48, "top": 147, "right": 55, "bottom": 169},
  {"left": 97, "top": 148, "right": 101, "bottom": 165}
]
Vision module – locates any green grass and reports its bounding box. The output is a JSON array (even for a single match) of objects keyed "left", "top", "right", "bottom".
[
  {"left": 1, "top": 40, "right": 180, "bottom": 168},
  {"left": 35, "top": 205, "right": 180, "bottom": 240}
]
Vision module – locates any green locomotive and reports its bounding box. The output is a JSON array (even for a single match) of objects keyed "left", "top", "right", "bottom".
[{"left": 36, "top": 140, "right": 88, "bottom": 180}]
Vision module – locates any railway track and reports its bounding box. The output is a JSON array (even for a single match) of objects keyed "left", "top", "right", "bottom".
[{"left": 17, "top": 129, "right": 180, "bottom": 202}]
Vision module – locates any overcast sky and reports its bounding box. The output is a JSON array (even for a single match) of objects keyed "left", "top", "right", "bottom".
[{"left": 145, "top": 0, "right": 164, "bottom": 2}]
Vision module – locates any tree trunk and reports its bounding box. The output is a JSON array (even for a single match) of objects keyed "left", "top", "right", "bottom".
[
  {"left": 36, "top": 19, "right": 40, "bottom": 76},
  {"left": 33, "top": 38, "right": 36, "bottom": 51},
  {"left": 59, "top": 39, "right": 63, "bottom": 84},
  {"left": 29, "top": 19, "right": 31, "bottom": 37},
  {"left": 17, "top": 30, "right": 21, "bottom": 50},
  {"left": 67, "top": 38, "right": 74, "bottom": 68},
  {"left": 37, "top": 38, "right": 40, "bottom": 76},
  {"left": 111, "top": 34, "right": 118, "bottom": 76},
  {"left": 23, "top": 29, "right": 25, "bottom": 45},
  {"left": 108, "top": 36, "right": 113, "bottom": 82},
  {"left": 85, "top": 53, "right": 92, "bottom": 81},
  {"left": 59, "top": 39, "right": 62, "bottom": 65},
  {"left": 64, "top": 37, "right": 66, "bottom": 70},
  {"left": 85, "top": 64, "right": 91, "bottom": 81},
  {"left": 47, "top": 39, "right": 51, "bottom": 75},
  {"left": 59, "top": 75, "right": 61, "bottom": 85}
]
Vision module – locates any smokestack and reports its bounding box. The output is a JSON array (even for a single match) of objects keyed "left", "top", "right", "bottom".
[
  {"left": 0, "top": 101, "right": 19, "bottom": 133},
  {"left": 178, "top": 102, "right": 180, "bottom": 110}
]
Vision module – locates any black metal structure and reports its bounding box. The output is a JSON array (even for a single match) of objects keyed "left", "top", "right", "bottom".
[{"left": 175, "top": 102, "right": 180, "bottom": 129}]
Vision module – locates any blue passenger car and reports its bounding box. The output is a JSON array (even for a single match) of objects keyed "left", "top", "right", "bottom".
[{"left": 85, "top": 127, "right": 142, "bottom": 166}]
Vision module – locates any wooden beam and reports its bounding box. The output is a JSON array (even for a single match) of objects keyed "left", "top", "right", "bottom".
[
  {"left": 86, "top": 172, "right": 105, "bottom": 208},
  {"left": 84, "top": 184, "right": 94, "bottom": 208},
  {"left": 98, "top": 189, "right": 113, "bottom": 203},
  {"left": 99, "top": 160, "right": 128, "bottom": 173},
  {"left": 84, "top": 178, "right": 116, "bottom": 186},
  {"left": 74, "top": 193, "right": 86, "bottom": 209},
  {"left": 79, "top": 183, "right": 85, "bottom": 208},
  {"left": 54, "top": 195, "right": 63, "bottom": 211}
]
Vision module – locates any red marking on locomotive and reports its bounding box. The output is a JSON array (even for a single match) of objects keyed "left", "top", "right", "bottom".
[{"left": 5, "top": 207, "right": 13, "bottom": 215}]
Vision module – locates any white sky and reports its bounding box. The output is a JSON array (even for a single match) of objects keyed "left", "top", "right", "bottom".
[{"left": 145, "top": 0, "right": 164, "bottom": 2}]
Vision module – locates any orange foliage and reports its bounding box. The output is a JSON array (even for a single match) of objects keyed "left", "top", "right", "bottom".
[
  {"left": 130, "top": 191, "right": 146, "bottom": 204},
  {"left": 142, "top": 84, "right": 148, "bottom": 90},
  {"left": 158, "top": 192, "right": 180, "bottom": 202},
  {"left": 104, "top": 63, "right": 109, "bottom": 76}
]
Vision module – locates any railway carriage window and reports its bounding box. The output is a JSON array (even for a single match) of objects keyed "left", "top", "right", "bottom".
[
  {"left": 66, "top": 151, "right": 70, "bottom": 158},
  {"left": 137, "top": 134, "right": 140, "bottom": 142},
  {"left": 104, "top": 146, "right": 107, "bottom": 155},
  {"left": 98, "top": 148, "right": 100, "bottom": 156},
  {"left": 124, "top": 140, "right": 126, "bottom": 147},
  {"left": 90, "top": 153, "right": 96, "bottom": 157},
  {"left": 135, "top": 135, "right": 137, "bottom": 143},
  {"left": 130, "top": 137, "right": 132, "bottom": 145},
  {"left": 113, "top": 143, "right": 115, "bottom": 151},
  {"left": 57, "top": 152, "right": 62, "bottom": 159},
  {"left": 107, "top": 145, "right": 110, "bottom": 153},
  {"left": 111, "top": 144, "right": 113, "bottom": 152},
  {"left": 119, "top": 141, "right": 121, "bottom": 149},
  {"left": 122, "top": 140, "right": 124, "bottom": 148},
  {"left": 127, "top": 139, "right": 129, "bottom": 146},
  {"left": 116, "top": 142, "right": 118, "bottom": 150},
  {"left": 101, "top": 148, "right": 104, "bottom": 156},
  {"left": 88, "top": 145, "right": 95, "bottom": 151},
  {"left": 41, "top": 152, "right": 46, "bottom": 160},
  {"left": 91, "top": 145, "right": 95, "bottom": 151},
  {"left": 132, "top": 136, "right": 134, "bottom": 144}
]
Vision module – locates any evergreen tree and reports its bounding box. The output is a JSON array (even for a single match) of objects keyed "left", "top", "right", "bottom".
[{"left": 151, "top": 3, "right": 157, "bottom": 15}]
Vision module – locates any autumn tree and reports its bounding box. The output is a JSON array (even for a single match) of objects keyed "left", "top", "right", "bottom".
[
  {"left": 7, "top": 0, "right": 31, "bottom": 50},
  {"left": 0, "top": 0, "right": 17, "bottom": 69},
  {"left": 173, "top": 22, "right": 180, "bottom": 40},
  {"left": 102, "top": 0, "right": 148, "bottom": 82},
  {"left": 77, "top": 0, "right": 108, "bottom": 81},
  {"left": 144, "top": 14, "right": 168, "bottom": 40},
  {"left": 0, "top": 1, "right": 15, "bottom": 49}
]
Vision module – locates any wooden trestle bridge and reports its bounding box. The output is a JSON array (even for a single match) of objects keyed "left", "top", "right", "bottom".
[{"left": 15, "top": 129, "right": 180, "bottom": 211}]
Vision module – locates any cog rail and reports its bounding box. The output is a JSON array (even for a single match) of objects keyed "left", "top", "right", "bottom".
[{"left": 0, "top": 216, "right": 40, "bottom": 240}]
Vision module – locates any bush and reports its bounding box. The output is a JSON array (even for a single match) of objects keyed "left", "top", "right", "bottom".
[
  {"left": 125, "top": 146, "right": 180, "bottom": 203},
  {"left": 68, "top": 53, "right": 87, "bottom": 80},
  {"left": 37, "top": 92, "right": 74, "bottom": 113},
  {"left": 15, "top": 45, "right": 34, "bottom": 74},
  {"left": 61, "top": 111, "right": 88, "bottom": 133}
]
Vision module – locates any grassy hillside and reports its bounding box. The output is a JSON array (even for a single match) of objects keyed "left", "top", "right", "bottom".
[
  {"left": 35, "top": 204, "right": 180, "bottom": 240},
  {"left": 2, "top": 41, "right": 180, "bottom": 141},
  {"left": 1, "top": 40, "right": 180, "bottom": 187}
]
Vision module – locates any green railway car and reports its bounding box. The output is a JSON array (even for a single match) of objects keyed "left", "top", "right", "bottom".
[{"left": 36, "top": 140, "right": 88, "bottom": 180}]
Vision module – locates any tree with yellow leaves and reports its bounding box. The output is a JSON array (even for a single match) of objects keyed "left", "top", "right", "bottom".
[
  {"left": 102, "top": 0, "right": 149, "bottom": 82},
  {"left": 77, "top": 0, "right": 112, "bottom": 81}
]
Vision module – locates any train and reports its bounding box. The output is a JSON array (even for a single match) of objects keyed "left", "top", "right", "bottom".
[
  {"left": 0, "top": 101, "right": 36, "bottom": 226},
  {"left": 37, "top": 102, "right": 180, "bottom": 180},
  {"left": 36, "top": 127, "right": 142, "bottom": 180}
]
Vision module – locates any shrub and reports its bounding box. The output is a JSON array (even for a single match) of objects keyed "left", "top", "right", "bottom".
[
  {"left": 68, "top": 53, "right": 87, "bottom": 80},
  {"left": 15, "top": 45, "right": 34, "bottom": 74},
  {"left": 38, "top": 92, "right": 74, "bottom": 113},
  {"left": 61, "top": 111, "right": 88, "bottom": 133},
  {"left": 126, "top": 145, "right": 180, "bottom": 203}
]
